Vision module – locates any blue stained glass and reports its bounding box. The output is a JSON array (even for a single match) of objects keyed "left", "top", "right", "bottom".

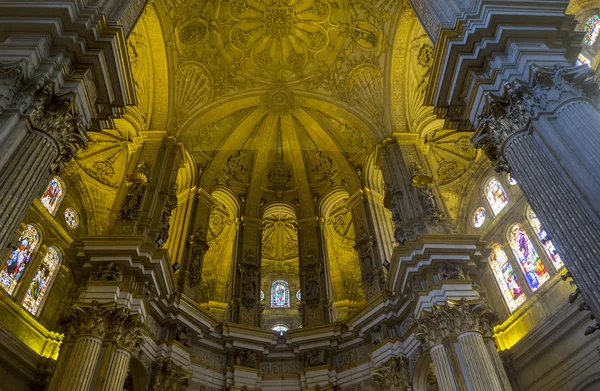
[
  {"left": 271, "top": 280, "right": 290, "bottom": 308},
  {"left": 509, "top": 224, "right": 549, "bottom": 291},
  {"left": 490, "top": 245, "right": 526, "bottom": 312},
  {"left": 529, "top": 211, "right": 564, "bottom": 270},
  {"left": 584, "top": 15, "right": 600, "bottom": 45},
  {"left": 0, "top": 225, "right": 40, "bottom": 295},
  {"left": 486, "top": 178, "right": 509, "bottom": 215}
]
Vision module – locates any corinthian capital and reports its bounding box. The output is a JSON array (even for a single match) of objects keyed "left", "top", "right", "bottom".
[
  {"left": 417, "top": 299, "right": 499, "bottom": 348},
  {"left": 104, "top": 307, "right": 144, "bottom": 352},
  {"left": 62, "top": 301, "right": 115, "bottom": 340},
  {"left": 29, "top": 88, "right": 89, "bottom": 174}
]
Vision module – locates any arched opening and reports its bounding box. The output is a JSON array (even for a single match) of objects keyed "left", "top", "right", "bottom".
[
  {"left": 261, "top": 203, "right": 301, "bottom": 329},
  {"left": 40, "top": 177, "right": 66, "bottom": 215}
]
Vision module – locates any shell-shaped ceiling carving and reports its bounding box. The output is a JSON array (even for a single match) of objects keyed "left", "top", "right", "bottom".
[
  {"left": 175, "top": 62, "right": 213, "bottom": 124},
  {"left": 262, "top": 213, "right": 299, "bottom": 261}
]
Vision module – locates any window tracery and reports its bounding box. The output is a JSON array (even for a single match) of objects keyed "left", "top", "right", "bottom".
[
  {"left": 0, "top": 225, "right": 40, "bottom": 294},
  {"left": 508, "top": 224, "right": 550, "bottom": 291},
  {"left": 489, "top": 245, "right": 526, "bottom": 312},
  {"left": 22, "top": 246, "right": 61, "bottom": 315},
  {"left": 271, "top": 280, "right": 290, "bottom": 308},
  {"left": 485, "top": 178, "right": 509, "bottom": 215},
  {"left": 40, "top": 177, "right": 65, "bottom": 215}
]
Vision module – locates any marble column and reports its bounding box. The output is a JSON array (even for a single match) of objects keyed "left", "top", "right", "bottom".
[
  {"left": 429, "top": 344, "right": 459, "bottom": 391},
  {"left": 48, "top": 301, "right": 113, "bottom": 391},
  {"left": 476, "top": 65, "right": 600, "bottom": 320},
  {"left": 0, "top": 86, "right": 88, "bottom": 248},
  {"left": 418, "top": 299, "right": 508, "bottom": 391},
  {"left": 97, "top": 307, "right": 144, "bottom": 391},
  {"left": 457, "top": 332, "right": 503, "bottom": 391}
]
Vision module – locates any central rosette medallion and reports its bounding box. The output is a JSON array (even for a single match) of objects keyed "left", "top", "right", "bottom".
[{"left": 221, "top": 0, "right": 343, "bottom": 84}]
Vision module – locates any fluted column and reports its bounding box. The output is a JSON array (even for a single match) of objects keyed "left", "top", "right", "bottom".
[
  {"left": 0, "top": 84, "right": 88, "bottom": 248},
  {"left": 457, "top": 332, "right": 503, "bottom": 391},
  {"left": 97, "top": 307, "right": 144, "bottom": 391},
  {"left": 48, "top": 301, "right": 113, "bottom": 391},
  {"left": 429, "top": 344, "right": 459, "bottom": 391},
  {"left": 418, "top": 299, "right": 509, "bottom": 391},
  {"left": 476, "top": 65, "right": 600, "bottom": 320},
  {"left": 0, "top": 129, "right": 57, "bottom": 247}
]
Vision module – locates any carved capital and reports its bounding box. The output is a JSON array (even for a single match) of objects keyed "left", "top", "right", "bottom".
[
  {"left": 62, "top": 301, "right": 114, "bottom": 340},
  {"left": 105, "top": 307, "right": 144, "bottom": 352},
  {"left": 474, "top": 64, "right": 599, "bottom": 173},
  {"left": 371, "top": 356, "right": 411, "bottom": 391},
  {"left": 150, "top": 359, "right": 190, "bottom": 391},
  {"left": 28, "top": 88, "right": 90, "bottom": 174},
  {"left": 417, "top": 299, "right": 499, "bottom": 348}
]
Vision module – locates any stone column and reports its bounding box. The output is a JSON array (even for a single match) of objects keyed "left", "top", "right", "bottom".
[
  {"left": 48, "top": 301, "right": 113, "bottom": 391},
  {"left": 417, "top": 312, "right": 460, "bottom": 391},
  {"left": 429, "top": 345, "right": 459, "bottom": 391},
  {"left": 96, "top": 307, "right": 144, "bottom": 391},
  {"left": 475, "top": 65, "right": 600, "bottom": 320},
  {"left": 418, "top": 299, "right": 509, "bottom": 391},
  {"left": 457, "top": 332, "right": 503, "bottom": 390},
  {"left": 0, "top": 85, "right": 88, "bottom": 248}
]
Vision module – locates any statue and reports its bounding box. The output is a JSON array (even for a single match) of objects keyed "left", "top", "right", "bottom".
[{"left": 120, "top": 162, "right": 151, "bottom": 221}]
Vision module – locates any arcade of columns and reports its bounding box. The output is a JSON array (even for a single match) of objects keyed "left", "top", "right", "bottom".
[{"left": 0, "top": 0, "right": 598, "bottom": 390}]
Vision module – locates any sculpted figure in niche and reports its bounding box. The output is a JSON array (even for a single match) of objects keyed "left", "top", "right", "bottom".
[
  {"left": 121, "top": 162, "right": 150, "bottom": 221},
  {"left": 187, "top": 227, "right": 208, "bottom": 287},
  {"left": 390, "top": 198, "right": 406, "bottom": 245},
  {"left": 240, "top": 258, "right": 257, "bottom": 309}
]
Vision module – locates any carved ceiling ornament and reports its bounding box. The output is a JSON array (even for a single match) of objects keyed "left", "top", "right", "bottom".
[
  {"left": 474, "top": 64, "right": 599, "bottom": 173},
  {"left": 261, "top": 213, "right": 299, "bottom": 261},
  {"left": 371, "top": 356, "right": 411, "bottom": 391},
  {"left": 416, "top": 299, "right": 500, "bottom": 348}
]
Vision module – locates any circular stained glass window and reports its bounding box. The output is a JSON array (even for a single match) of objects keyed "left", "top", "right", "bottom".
[
  {"left": 296, "top": 289, "right": 301, "bottom": 300},
  {"left": 64, "top": 208, "right": 79, "bottom": 229},
  {"left": 472, "top": 207, "right": 487, "bottom": 228},
  {"left": 260, "top": 290, "right": 265, "bottom": 302},
  {"left": 507, "top": 174, "right": 517, "bottom": 186}
]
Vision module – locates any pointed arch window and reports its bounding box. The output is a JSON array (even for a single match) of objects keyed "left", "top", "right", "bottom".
[
  {"left": 528, "top": 210, "right": 564, "bottom": 270},
  {"left": 271, "top": 280, "right": 290, "bottom": 308},
  {"left": 0, "top": 225, "right": 40, "bottom": 295},
  {"left": 509, "top": 224, "right": 550, "bottom": 291},
  {"left": 584, "top": 15, "right": 600, "bottom": 45},
  {"left": 40, "top": 177, "right": 65, "bottom": 215},
  {"left": 485, "top": 178, "right": 509, "bottom": 215},
  {"left": 489, "top": 245, "right": 526, "bottom": 312},
  {"left": 22, "top": 247, "right": 61, "bottom": 315}
]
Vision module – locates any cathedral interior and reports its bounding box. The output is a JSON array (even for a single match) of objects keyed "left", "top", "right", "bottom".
[{"left": 2, "top": 0, "right": 600, "bottom": 390}]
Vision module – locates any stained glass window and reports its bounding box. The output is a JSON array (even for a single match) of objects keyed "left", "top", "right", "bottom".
[
  {"left": 577, "top": 54, "right": 592, "bottom": 66},
  {"left": 271, "top": 280, "right": 290, "bottom": 308},
  {"left": 272, "top": 323, "right": 289, "bottom": 335},
  {"left": 509, "top": 224, "right": 550, "bottom": 291},
  {"left": 40, "top": 177, "right": 64, "bottom": 215},
  {"left": 486, "top": 178, "right": 509, "bottom": 215},
  {"left": 260, "top": 290, "right": 265, "bottom": 302},
  {"left": 22, "top": 247, "right": 61, "bottom": 315},
  {"left": 472, "top": 207, "right": 487, "bottom": 228},
  {"left": 296, "top": 289, "right": 301, "bottom": 301},
  {"left": 64, "top": 208, "right": 79, "bottom": 229},
  {"left": 584, "top": 15, "right": 600, "bottom": 45},
  {"left": 489, "top": 245, "right": 526, "bottom": 312},
  {"left": 0, "top": 225, "right": 40, "bottom": 295},
  {"left": 528, "top": 210, "right": 564, "bottom": 270},
  {"left": 507, "top": 174, "right": 517, "bottom": 186}
]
